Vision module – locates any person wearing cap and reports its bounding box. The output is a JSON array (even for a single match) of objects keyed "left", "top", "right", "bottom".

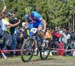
[
  {"left": 8, "top": 12, "right": 20, "bottom": 56},
  {"left": 30, "top": 11, "right": 46, "bottom": 31},
  {"left": 25, "top": 11, "right": 47, "bottom": 35},
  {"left": 0, "top": 6, "right": 20, "bottom": 54},
  {"left": 25, "top": 11, "right": 47, "bottom": 55}
]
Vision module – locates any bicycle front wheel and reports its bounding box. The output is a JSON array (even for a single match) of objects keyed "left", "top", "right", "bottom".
[{"left": 21, "top": 38, "right": 34, "bottom": 62}]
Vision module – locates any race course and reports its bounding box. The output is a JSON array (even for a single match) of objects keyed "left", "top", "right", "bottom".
[{"left": 0, "top": 56, "right": 75, "bottom": 66}]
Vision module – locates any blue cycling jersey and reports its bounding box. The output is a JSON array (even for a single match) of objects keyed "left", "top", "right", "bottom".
[
  {"left": 31, "top": 11, "right": 42, "bottom": 22},
  {"left": 25, "top": 11, "right": 42, "bottom": 22},
  {"left": 25, "top": 11, "right": 44, "bottom": 38},
  {"left": 25, "top": 11, "right": 44, "bottom": 28}
]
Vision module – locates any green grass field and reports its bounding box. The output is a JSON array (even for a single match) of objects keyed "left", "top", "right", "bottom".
[
  {"left": 0, "top": 55, "right": 75, "bottom": 62},
  {"left": 0, "top": 55, "right": 75, "bottom": 66}
]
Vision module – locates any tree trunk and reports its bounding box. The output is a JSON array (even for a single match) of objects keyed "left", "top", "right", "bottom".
[{"left": 73, "top": 15, "right": 74, "bottom": 31}]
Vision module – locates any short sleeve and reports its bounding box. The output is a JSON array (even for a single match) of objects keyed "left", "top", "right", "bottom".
[{"left": 31, "top": 11, "right": 42, "bottom": 20}]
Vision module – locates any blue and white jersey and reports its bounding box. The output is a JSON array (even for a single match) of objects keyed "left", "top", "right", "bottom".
[
  {"left": 25, "top": 11, "right": 44, "bottom": 28},
  {"left": 31, "top": 11, "right": 42, "bottom": 22}
]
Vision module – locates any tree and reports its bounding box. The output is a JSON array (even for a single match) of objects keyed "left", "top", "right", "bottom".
[{"left": 0, "top": 0, "right": 75, "bottom": 29}]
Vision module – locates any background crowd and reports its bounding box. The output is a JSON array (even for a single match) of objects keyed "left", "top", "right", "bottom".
[{"left": 0, "top": 3, "right": 75, "bottom": 58}]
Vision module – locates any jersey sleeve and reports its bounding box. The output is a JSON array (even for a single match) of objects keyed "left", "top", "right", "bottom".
[{"left": 31, "top": 11, "right": 42, "bottom": 21}]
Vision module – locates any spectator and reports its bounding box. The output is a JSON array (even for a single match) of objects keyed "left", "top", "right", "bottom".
[
  {"left": 62, "top": 28, "right": 71, "bottom": 45},
  {"left": 24, "top": 11, "right": 47, "bottom": 55},
  {"left": 0, "top": 5, "right": 20, "bottom": 54},
  {"left": 9, "top": 12, "right": 20, "bottom": 55},
  {"left": 52, "top": 27, "right": 61, "bottom": 48}
]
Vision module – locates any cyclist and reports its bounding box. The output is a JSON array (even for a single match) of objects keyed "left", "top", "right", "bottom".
[
  {"left": 25, "top": 11, "right": 47, "bottom": 55},
  {"left": 25, "top": 11, "right": 47, "bottom": 36}
]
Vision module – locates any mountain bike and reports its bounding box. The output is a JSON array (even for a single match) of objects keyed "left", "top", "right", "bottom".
[{"left": 20, "top": 28, "right": 50, "bottom": 62}]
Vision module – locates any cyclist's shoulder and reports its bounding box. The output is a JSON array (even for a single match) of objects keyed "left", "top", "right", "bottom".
[{"left": 31, "top": 11, "right": 42, "bottom": 17}]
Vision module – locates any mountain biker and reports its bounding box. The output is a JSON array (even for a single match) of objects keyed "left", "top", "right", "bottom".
[
  {"left": 25, "top": 11, "right": 47, "bottom": 36},
  {"left": 31, "top": 11, "right": 46, "bottom": 31},
  {"left": 25, "top": 11, "right": 47, "bottom": 55}
]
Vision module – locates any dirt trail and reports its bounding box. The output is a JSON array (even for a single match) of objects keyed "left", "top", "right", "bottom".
[{"left": 0, "top": 58, "right": 75, "bottom": 66}]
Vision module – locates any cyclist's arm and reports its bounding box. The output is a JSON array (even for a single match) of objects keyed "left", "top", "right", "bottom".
[{"left": 41, "top": 18, "right": 47, "bottom": 30}]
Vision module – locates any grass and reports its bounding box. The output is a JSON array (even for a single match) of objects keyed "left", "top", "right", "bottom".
[{"left": 0, "top": 55, "right": 75, "bottom": 62}]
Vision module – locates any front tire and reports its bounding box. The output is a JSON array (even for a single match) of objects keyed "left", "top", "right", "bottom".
[{"left": 21, "top": 38, "right": 34, "bottom": 62}]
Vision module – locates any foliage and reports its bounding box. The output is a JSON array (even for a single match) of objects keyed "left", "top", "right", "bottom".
[{"left": 0, "top": 0, "right": 75, "bottom": 28}]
